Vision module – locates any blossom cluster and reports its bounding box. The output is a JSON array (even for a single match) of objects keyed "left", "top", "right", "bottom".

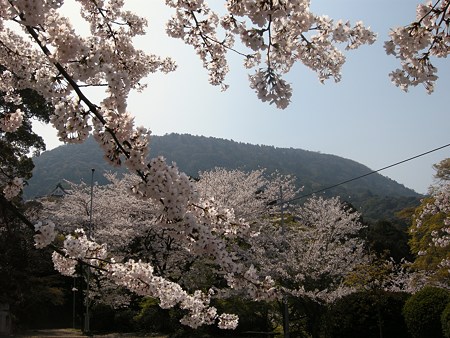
[
  {"left": 2, "top": 177, "right": 23, "bottom": 200},
  {"left": 248, "top": 68, "right": 292, "bottom": 109},
  {"left": 52, "top": 251, "right": 77, "bottom": 276},
  {"left": 51, "top": 98, "right": 91, "bottom": 143},
  {"left": 165, "top": 0, "right": 376, "bottom": 108},
  {"left": 1, "top": 0, "right": 176, "bottom": 175},
  {"left": 130, "top": 156, "right": 196, "bottom": 220},
  {"left": 385, "top": 0, "right": 449, "bottom": 93},
  {"left": 106, "top": 260, "right": 237, "bottom": 329},
  {"left": 0, "top": 108, "right": 23, "bottom": 133},
  {"left": 166, "top": 1, "right": 230, "bottom": 90},
  {"left": 63, "top": 229, "right": 108, "bottom": 264},
  {"left": 34, "top": 220, "right": 56, "bottom": 249},
  {"left": 33, "top": 212, "right": 239, "bottom": 329},
  {"left": 225, "top": 265, "right": 278, "bottom": 301},
  {"left": 380, "top": 258, "right": 430, "bottom": 294}
]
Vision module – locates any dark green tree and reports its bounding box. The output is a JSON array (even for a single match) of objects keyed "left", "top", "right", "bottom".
[
  {"left": 403, "top": 286, "right": 450, "bottom": 338},
  {"left": 0, "top": 83, "right": 53, "bottom": 190},
  {"left": 326, "top": 290, "right": 410, "bottom": 338},
  {"left": 367, "top": 220, "right": 413, "bottom": 262},
  {"left": 0, "top": 83, "right": 63, "bottom": 331},
  {"left": 0, "top": 200, "right": 72, "bottom": 331}
]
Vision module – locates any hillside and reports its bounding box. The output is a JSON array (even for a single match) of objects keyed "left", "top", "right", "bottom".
[{"left": 25, "top": 133, "right": 422, "bottom": 222}]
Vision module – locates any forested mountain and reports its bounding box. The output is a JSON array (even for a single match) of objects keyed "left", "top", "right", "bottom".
[{"left": 25, "top": 133, "right": 422, "bottom": 222}]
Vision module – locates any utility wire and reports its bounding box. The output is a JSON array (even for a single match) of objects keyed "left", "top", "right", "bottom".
[{"left": 280, "top": 142, "right": 450, "bottom": 206}]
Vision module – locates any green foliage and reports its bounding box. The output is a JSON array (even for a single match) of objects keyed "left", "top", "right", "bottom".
[
  {"left": 409, "top": 197, "right": 449, "bottom": 281},
  {"left": 326, "top": 290, "right": 410, "bottom": 338},
  {"left": 0, "top": 86, "right": 52, "bottom": 184},
  {"left": 442, "top": 302, "right": 450, "bottom": 338},
  {"left": 367, "top": 220, "right": 413, "bottom": 261},
  {"left": 359, "top": 194, "right": 421, "bottom": 224},
  {"left": 402, "top": 286, "right": 450, "bottom": 338},
  {"left": 344, "top": 257, "right": 395, "bottom": 291}
]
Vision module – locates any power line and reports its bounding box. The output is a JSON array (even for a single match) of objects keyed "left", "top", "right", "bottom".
[
  {"left": 282, "top": 142, "right": 450, "bottom": 205},
  {"left": 198, "top": 142, "right": 449, "bottom": 221}
]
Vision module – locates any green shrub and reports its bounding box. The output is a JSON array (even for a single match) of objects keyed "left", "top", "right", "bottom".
[
  {"left": 403, "top": 286, "right": 450, "bottom": 338},
  {"left": 442, "top": 302, "right": 450, "bottom": 338}
]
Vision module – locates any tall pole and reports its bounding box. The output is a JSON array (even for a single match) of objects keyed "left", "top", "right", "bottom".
[
  {"left": 84, "top": 168, "right": 95, "bottom": 334},
  {"left": 280, "top": 186, "right": 290, "bottom": 338}
]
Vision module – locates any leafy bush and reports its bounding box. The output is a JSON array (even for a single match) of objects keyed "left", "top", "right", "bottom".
[{"left": 403, "top": 286, "right": 450, "bottom": 338}]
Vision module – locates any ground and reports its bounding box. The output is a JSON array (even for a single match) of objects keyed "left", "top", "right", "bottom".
[{"left": 11, "top": 329, "right": 168, "bottom": 337}]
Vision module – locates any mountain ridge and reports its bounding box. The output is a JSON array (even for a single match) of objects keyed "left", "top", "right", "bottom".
[{"left": 25, "top": 133, "right": 421, "bottom": 222}]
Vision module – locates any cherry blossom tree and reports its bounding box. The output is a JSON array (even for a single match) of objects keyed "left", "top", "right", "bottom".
[
  {"left": 42, "top": 167, "right": 372, "bottom": 330},
  {"left": 196, "top": 169, "right": 373, "bottom": 336},
  {"left": 197, "top": 168, "right": 371, "bottom": 301},
  {"left": 39, "top": 169, "right": 284, "bottom": 327},
  {"left": 42, "top": 170, "right": 290, "bottom": 282},
  {"left": 247, "top": 196, "right": 369, "bottom": 303},
  {"left": 41, "top": 173, "right": 223, "bottom": 301},
  {"left": 197, "top": 169, "right": 370, "bottom": 334},
  {"left": 196, "top": 167, "right": 298, "bottom": 220},
  {"left": 410, "top": 183, "right": 450, "bottom": 284},
  {"left": 1, "top": 0, "right": 449, "bottom": 330}
]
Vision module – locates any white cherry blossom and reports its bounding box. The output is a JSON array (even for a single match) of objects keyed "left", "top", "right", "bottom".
[{"left": 0, "top": 0, "right": 447, "bottom": 330}]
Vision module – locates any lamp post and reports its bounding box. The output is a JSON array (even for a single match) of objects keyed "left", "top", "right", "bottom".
[{"left": 84, "top": 168, "right": 95, "bottom": 334}]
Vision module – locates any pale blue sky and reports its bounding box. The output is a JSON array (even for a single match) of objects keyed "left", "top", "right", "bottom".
[{"left": 35, "top": 1, "right": 450, "bottom": 194}]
